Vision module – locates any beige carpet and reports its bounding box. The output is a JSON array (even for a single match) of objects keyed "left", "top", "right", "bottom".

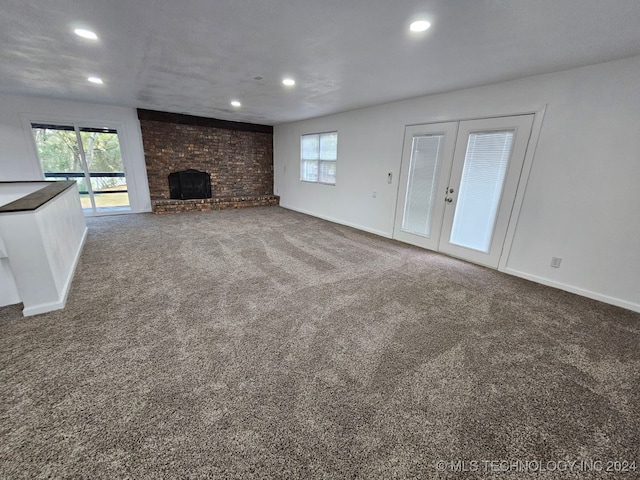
[{"left": 1, "top": 206, "right": 638, "bottom": 479}]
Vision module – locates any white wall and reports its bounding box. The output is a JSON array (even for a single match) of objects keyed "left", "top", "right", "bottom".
[
  {"left": 0, "top": 234, "right": 20, "bottom": 306},
  {"left": 0, "top": 182, "right": 49, "bottom": 207},
  {"left": 0, "top": 182, "right": 50, "bottom": 307},
  {"left": 0, "top": 94, "right": 151, "bottom": 213},
  {"left": 0, "top": 185, "right": 87, "bottom": 315},
  {"left": 274, "top": 55, "right": 640, "bottom": 312}
]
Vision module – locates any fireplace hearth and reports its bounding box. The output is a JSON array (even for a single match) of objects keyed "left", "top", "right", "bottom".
[{"left": 168, "top": 169, "right": 211, "bottom": 200}]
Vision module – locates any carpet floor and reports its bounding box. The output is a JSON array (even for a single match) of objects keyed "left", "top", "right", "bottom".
[{"left": 1, "top": 206, "right": 638, "bottom": 479}]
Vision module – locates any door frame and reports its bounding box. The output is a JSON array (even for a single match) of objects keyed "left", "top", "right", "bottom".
[
  {"left": 438, "top": 114, "right": 535, "bottom": 268},
  {"left": 392, "top": 106, "right": 547, "bottom": 272},
  {"left": 21, "top": 114, "right": 141, "bottom": 217}
]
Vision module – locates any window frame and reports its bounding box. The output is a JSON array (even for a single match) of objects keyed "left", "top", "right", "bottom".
[{"left": 300, "top": 131, "right": 338, "bottom": 185}]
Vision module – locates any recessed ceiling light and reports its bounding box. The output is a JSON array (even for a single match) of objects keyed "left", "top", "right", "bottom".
[
  {"left": 87, "top": 76, "right": 103, "bottom": 84},
  {"left": 282, "top": 78, "right": 295, "bottom": 87},
  {"left": 409, "top": 20, "right": 431, "bottom": 32},
  {"left": 74, "top": 28, "right": 98, "bottom": 40},
  {"left": 231, "top": 100, "right": 241, "bottom": 107}
]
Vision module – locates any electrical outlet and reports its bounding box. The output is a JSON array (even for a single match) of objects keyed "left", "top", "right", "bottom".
[
  {"left": 372, "top": 191, "right": 377, "bottom": 198},
  {"left": 550, "top": 257, "right": 562, "bottom": 268}
]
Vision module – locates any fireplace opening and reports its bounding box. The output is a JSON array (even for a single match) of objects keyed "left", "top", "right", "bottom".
[{"left": 168, "top": 169, "right": 212, "bottom": 200}]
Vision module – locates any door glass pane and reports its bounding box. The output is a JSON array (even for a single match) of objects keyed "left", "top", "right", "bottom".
[
  {"left": 401, "top": 135, "right": 444, "bottom": 237},
  {"left": 31, "top": 125, "right": 92, "bottom": 209},
  {"left": 450, "top": 131, "right": 514, "bottom": 252},
  {"left": 79, "top": 128, "right": 130, "bottom": 211}
]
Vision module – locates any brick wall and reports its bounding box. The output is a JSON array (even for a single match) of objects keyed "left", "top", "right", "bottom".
[{"left": 139, "top": 113, "right": 274, "bottom": 201}]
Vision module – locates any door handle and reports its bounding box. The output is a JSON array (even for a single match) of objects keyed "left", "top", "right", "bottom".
[{"left": 445, "top": 197, "right": 453, "bottom": 203}]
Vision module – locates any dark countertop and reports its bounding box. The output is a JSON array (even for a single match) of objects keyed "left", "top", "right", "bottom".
[{"left": 0, "top": 181, "right": 77, "bottom": 213}]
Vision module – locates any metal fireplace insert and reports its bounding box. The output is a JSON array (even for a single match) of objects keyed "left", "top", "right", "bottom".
[{"left": 168, "top": 169, "right": 212, "bottom": 200}]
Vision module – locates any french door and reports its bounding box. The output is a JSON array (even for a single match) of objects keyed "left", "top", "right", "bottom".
[{"left": 393, "top": 115, "right": 534, "bottom": 268}]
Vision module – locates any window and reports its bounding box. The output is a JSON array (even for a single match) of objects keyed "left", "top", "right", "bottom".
[
  {"left": 31, "top": 123, "right": 130, "bottom": 215},
  {"left": 301, "top": 131, "right": 337, "bottom": 184}
]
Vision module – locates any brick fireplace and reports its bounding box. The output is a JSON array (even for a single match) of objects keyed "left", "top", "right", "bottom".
[{"left": 138, "top": 109, "right": 279, "bottom": 213}]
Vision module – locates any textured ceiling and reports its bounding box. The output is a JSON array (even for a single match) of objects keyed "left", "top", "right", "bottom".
[{"left": 2, "top": 0, "right": 640, "bottom": 125}]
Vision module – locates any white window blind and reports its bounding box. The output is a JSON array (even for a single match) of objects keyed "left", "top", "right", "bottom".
[
  {"left": 301, "top": 132, "right": 337, "bottom": 184},
  {"left": 450, "top": 130, "right": 514, "bottom": 252},
  {"left": 402, "top": 134, "right": 444, "bottom": 237}
]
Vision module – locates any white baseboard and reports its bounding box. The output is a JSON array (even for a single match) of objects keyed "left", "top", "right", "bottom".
[
  {"left": 23, "top": 299, "right": 67, "bottom": 317},
  {"left": 23, "top": 226, "right": 88, "bottom": 317},
  {"left": 504, "top": 267, "right": 640, "bottom": 313},
  {"left": 278, "top": 203, "right": 392, "bottom": 238}
]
